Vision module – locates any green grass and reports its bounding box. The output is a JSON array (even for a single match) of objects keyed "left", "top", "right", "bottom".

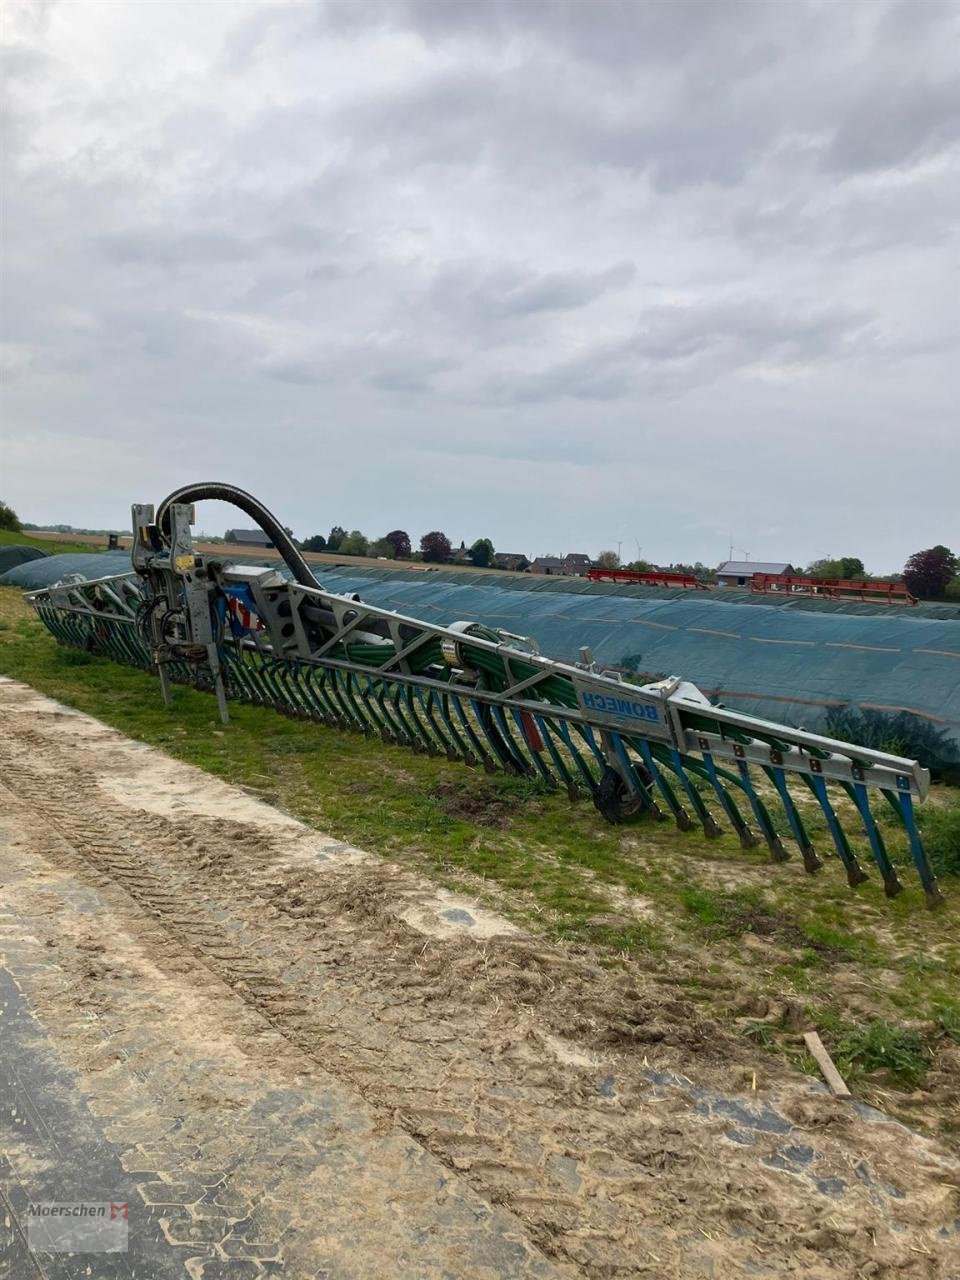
[
  {"left": 3, "top": 583, "right": 960, "bottom": 1131},
  {"left": 935, "top": 1003, "right": 960, "bottom": 1043},
  {"left": 834, "top": 1019, "right": 931, "bottom": 1089},
  {"left": 740, "top": 1020, "right": 779, "bottom": 1050},
  {"left": 921, "top": 805, "right": 960, "bottom": 877},
  {"left": 676, "top": 887, "right": 879, "bottom": 964},
  {"left": 0, "top": 529, "right": 105, "bottom": 555}
]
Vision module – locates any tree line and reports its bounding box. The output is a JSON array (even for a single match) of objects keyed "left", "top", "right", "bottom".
[
  {"left": 788, "top": 551, "right": 958, "bottom": 599},
  {"left": 1, "top": 497, "right": 957, "bottom": 599},
  {"left": 299, "top": 526, "right": 502, "bottom": 567}
]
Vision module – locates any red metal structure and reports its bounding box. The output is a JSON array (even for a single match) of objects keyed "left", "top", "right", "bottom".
[
  {"left": 587, "top": 568, "right": 709, "bottom": 589},
  {"left": 749, "top": 574, "right": 917, "bottom": 606},
  {"left": 584, "top": 567, "right": 916, "bottom": 605}
]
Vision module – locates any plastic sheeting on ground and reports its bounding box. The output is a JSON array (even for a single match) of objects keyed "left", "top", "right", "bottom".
[
  {"left": 0, "top": 545, "right": 48, "bottom": 576},
  {"left": 0, "top": 551, "right": 131, "bottom": 588},
  {"left": 321, "top": 564, "right": 960, "bottom": 620}
]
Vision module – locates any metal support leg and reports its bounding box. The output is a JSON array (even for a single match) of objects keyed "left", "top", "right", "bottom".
[
  {"left": 157, "top": 661, "right": 173, "bottom": 710},
  {"left": 207, "top": 643, "right": 230, "bottom": 726}
]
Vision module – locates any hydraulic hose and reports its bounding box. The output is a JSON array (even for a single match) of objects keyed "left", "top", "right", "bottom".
[{"left": 155, "top": 482, "right": 320, "bottom": 589}]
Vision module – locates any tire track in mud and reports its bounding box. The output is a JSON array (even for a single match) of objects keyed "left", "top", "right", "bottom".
[
  {"left": 0, "top": 793, "right": 574, "bottom": 1280},
  {"left": 1, "top": 686, "right": 958, "bottom": 1280}
]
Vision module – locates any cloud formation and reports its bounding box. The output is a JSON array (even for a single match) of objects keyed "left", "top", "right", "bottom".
[{"left": 1, "top": 0, "right": 958, "bottom": 568}]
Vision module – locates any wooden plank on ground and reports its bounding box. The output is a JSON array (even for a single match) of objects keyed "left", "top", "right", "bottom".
[{"left": 803, "top": 1030, "right": 852, "bottom": 1097}]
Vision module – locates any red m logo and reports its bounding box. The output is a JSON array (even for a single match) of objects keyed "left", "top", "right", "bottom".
[{"left": 110, "top": 1203, "right": 128, "bottom": 1220}]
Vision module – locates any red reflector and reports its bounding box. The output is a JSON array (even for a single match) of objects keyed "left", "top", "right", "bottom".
[{"left": 519, "top": 709, "right": 544, "bottom": 752}]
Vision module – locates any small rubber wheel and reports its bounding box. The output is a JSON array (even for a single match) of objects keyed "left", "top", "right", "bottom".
[{"left": 593, "top": 767, "right": 631, "bottom": 825}]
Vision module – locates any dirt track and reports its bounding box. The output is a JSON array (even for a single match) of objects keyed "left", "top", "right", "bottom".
[{"left": 1, "top": 677, "right": 958, "bottom": 1279}]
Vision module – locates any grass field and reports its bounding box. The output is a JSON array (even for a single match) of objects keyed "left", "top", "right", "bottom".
[
  {"left": 0, "top": 529, "right": 106, "bottom": 555},
  {"left": 1, "top": 582, "right": 958, "bottom": 1134}
]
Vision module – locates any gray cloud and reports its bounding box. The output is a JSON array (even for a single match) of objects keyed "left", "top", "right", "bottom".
[
  {"left": 1, "top": 0, "right": 957, "bottom": 569},
  {"left": 100, "top": 228, "right": 257, "bottom": 267},
  {"left": 320, "top": 0, "right": 784, "bottom": 73},
  {"left": 316, "top": 0, "right": 960, "bottom": 191},
  {"left": 424, "top": 262, "right": 637, "bottom": 336},
  {"left": 484, "top": 297, "right": 874, "bottom": 404},
  {"left": 824, "top": 76, "right": 960, "bottom": 174}
]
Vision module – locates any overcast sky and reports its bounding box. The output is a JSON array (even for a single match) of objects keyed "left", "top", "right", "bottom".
[{"left": 2, "top": 0, "right": 958, "bottom": 570}]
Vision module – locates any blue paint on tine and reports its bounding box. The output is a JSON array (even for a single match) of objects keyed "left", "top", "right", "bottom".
[
  {"left": 736, "top": 760, "right": 790, "bottom": 862},
  {"left": 534, "top": 713, "right": 578, "bottom": 796},
  {"left": 806, "top": 774, "right": 869, "bottom": 889},
  {"left": 553, "top": 717, "right": 601, "bottom": 790},
  {"left": 850, "top": 782, "right": 903, "bottom": 898},
  {"left": 669, "top": 746, "right": 722, "bottom": 837},
  {"left": 490, "top": 703, "right": 533, "bottom": 775},
  {"left": 701, "top": 750, "right": 758, "bottom": 849},
  {"left": 769, "top": 766, "right": 822, "bottom": 872},
  {"left": 634, "top": 738, "right": 692, "bottom": 831},
  {"left": 894, "top": 783, "right": 944, "bottom": 907},
  {"left": 451, "top": 693, "right": 493, "bottom": 768}
]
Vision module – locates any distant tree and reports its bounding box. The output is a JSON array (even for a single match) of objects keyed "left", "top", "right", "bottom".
[
  {"left": 807, "top": 556, "right": 865, "bottom": 580},
  {"left": 903, "top": 546, "right": 958, "bottom": 599},
  {"left": 339, "top": 530, "right": 369, "bottom": 556},
  {"left": 301, "top": 534, "right": 327, "bottom": 553},
  {"left": 623, "top": 559, "right": 654, "bottom": 574},
  {"left": 595, "top": 550, "right": 621, "bottom": 570},
  {"left": 420, "top": 530, "right": 452, "bottom": 563},
  {"left": 687, "top": 561, "right": 716, "bottom": 583},
  {"left": 327, "top": 525, "right": 346, "bottom": 552},
  {"left": 383, "top": 529, "right": 411, "bottom": 559},
  {"left": 469, "top": 537, "right": 495, "bottom": 568},
  {"left": 370, "top": 537, "right": 396, "bottom": 559},
  {"left": 945, "top": 576, "right": 960, "bottom": 601},
  {"left": 0, "top": 499, "right": 21, "bottom": 532},
  {"left": 839, "top": 556, "right": 865, "bottom": 579},
  {"left": 652, "top": 561, "right": 710, "bottom": 579}
]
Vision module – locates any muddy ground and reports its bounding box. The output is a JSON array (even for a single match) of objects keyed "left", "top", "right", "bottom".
[{"left": 1, "top": 677, "right": 958, "bottom": 1279}]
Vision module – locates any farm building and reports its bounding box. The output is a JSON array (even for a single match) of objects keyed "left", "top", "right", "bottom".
[
  {"left": 716, "top": 559, "right": 792, "bottom": 587},
  {"left": 225, "top": 528, "right": 275, "bottom": 548}
]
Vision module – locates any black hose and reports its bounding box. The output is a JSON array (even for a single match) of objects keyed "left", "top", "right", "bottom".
[{"left": 155, "top": 482, "right": 319, "bottom": 589}]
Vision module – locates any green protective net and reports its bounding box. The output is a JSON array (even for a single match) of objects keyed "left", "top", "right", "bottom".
[{"left": 309, "top": 567, "right": 960, "bottom": 774}]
